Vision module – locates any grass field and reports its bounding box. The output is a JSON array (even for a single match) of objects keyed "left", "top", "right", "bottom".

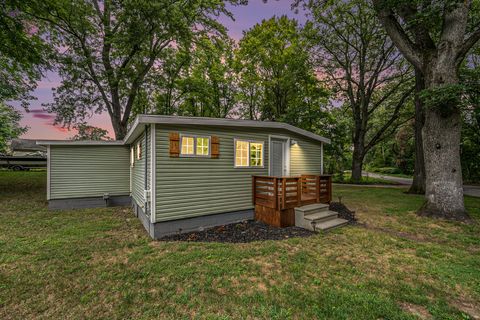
[{"left": 1, "top": 171, "right": 479, "bottom": 319}]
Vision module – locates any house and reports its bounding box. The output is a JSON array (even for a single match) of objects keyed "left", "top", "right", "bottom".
[{"left": 38, "top": 115, "right": 338, "bottom": 239}]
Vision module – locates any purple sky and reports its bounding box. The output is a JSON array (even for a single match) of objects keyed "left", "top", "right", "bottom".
[{"left": 13, "top": 1, "right": 307, "bottom": 140}]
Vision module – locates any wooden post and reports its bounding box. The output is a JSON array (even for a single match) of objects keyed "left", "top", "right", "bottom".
[
  {"left": 273, "top": 177, "right": 278, "bottom": 210},
  {"left": 316, "top": 175, "right": 321, "bottom": 203},
  {"left": 252, "top": 176, "right": 256, "bottom": 205},
  {"left": 297, "top": 177, "right": 301, "bottom": 206},
  {"left": 327, "top": 176, "right": 332, "bottom": 203},
  {"left": 282, "top": 178, "right": 286, "bottom": 209}
]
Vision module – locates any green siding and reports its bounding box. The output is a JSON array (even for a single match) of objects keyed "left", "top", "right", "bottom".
[
  {"left": 131, "top": 135, "right": 145, "bottom": 206},
  {"left": 290, "top": 133, "right": 322, "bottom": 176},
  {"left": 49, "top": 145, "right": 130, "bottom": 199},
  {"left": 154, "top": 125, "right": 322, "bottom": 222}
]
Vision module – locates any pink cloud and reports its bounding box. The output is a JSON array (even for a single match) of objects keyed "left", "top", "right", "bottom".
[{"left": 33, "top": 114, "right": 55, "bottom": 120}]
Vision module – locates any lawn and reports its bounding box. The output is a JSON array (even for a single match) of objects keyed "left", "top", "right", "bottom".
[{"left": 1, "top": 171, "right": 479, "bottom": 319}]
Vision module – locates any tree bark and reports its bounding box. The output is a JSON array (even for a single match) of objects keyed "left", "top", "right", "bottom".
[
  {"left": 408, "top": 68, "right": 426, "bottom": 194},
  {"left": 351, "top": 143, "right": 365, "bottom": 183},
  {"left": 418, "top": 64, "right": 468, "bottom": 220}
]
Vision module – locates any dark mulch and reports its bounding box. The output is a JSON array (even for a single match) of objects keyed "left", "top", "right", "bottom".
[
  {"left": 159, "top": 202, "right": 357, "bottom": 243},
  {"left": 159, "top": 220, "right": 315, "bottom": 243},
  {"left": 329, "top": 202, "right": 357, "bottom": 223}
]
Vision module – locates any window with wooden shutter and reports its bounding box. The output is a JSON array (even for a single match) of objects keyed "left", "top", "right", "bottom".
[{"left": 169, "top": 132, "right": 180, "bottom": 157}]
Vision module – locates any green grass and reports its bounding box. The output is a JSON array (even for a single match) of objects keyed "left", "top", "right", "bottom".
[
  {"left": 332, "top": 173, "right": 400, "bottom": 185},
  {"left": 1, "top": 171, "right": 479, "bottom": 319}
]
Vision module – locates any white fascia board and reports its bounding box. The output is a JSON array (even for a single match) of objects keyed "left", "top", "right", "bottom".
[
  {"left": 124, "top": 115, "right": 331, "bottom": 145},
  {"left": 36, "top": 140, "right": 124, "bottom": 146}
]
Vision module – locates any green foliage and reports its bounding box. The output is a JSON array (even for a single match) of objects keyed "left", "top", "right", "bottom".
[
  {"left": 0, "top": 0, "right": 47, "bottom": 106},
  {"left": 71, "top": 123, "right": 111, "bottom": 141},
  {"left": 420, "top": 84, "right": 464, "bottom": 117},
  {"left": 0, "top": 103, "right": 27, "bottom": 153},
  {"left": 31, "top": 0, "right": 239, "bottom": 138},
  {"left": 235, "top": 16, "right": 330, "bottom": 128}
]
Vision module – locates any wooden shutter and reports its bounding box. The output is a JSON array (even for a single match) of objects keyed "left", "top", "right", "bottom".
[
  {"left": 211, "top": 136, "right": 220, "bottom": 159},
  {"left": 169, "top": 132, "right": 180, "bottom": 157}
]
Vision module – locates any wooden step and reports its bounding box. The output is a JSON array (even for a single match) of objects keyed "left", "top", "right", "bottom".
[
  {"left": 312, "top": 218, "right": 349, "bottom": 231},
  {"left": 295, "top": 203, "right": 329, "bottom": 215},
  {"left": 304, "top": 210, "right": 338, "bottom": 222}
]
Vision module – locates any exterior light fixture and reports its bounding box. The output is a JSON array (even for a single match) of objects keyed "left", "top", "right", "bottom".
[{"left": 291, "top": 139, "right": 298, "bottom": 146}]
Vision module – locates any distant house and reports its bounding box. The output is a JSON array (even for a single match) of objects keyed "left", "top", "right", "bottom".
[{"left": 38, "top": 115, "right": 334, "bottom": 239}]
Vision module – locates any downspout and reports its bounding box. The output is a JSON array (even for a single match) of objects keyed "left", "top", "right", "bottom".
[{"left": 144, "top": 125, "right": 149, "bottom": 216}]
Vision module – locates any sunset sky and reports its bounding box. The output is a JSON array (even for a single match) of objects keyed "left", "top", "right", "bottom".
[{"left": 13, "top": 1, "right": 307, "bottom": 140}]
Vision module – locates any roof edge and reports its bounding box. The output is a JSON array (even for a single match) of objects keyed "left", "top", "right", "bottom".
[
  {"left": 36, "top": 140, "right": 124, "bottom": 146},
  {"left": 124, "top": 115, "right": 331, "bottom": 144}
]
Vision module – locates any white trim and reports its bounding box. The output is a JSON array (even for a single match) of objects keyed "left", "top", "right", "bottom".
[
  {"left": 233, "top": 138, "right": 265, "bottom": 168},
  {"left": 47, "top": 145, "right": 51, "bottom": 200},
  {"left": 268, "top": 135, "right": 290, "bottom": 176},
  {"left": 321, "top": 142, "right": 324, "bottom": 174},
  {"left": 124, "top": 115, "right": 331, "bottom": 145},
  {"left": 36, "top": 140, "right": 124, "bottom": 146},
  {"left": 150, "top": 124, "right": 156, "bottom": 224},
  {"left": 179, "top": 133, "right": 211, "bottom": 158}
]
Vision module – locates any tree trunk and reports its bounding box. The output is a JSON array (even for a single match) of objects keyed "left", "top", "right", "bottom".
[
  {"left": 111, "top": 115, "right": 128, "bottom": 140},
  {"left": 419, "top": 65, "right": 469, "bottom": 220},
  {"left": 351, "top": 144, "right": 364, "bottom": 183},
  {"left": 408, "top": 68, "right": 426, "bottom": 194}
]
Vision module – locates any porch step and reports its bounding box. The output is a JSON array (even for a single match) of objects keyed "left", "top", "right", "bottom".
[
  {"left": 304, "top": 210, "right": 338, "bottom": 222},
  {"left": 295, "top": 203, "right": 329, "bottom": 215},
  {"left": 311, "top": 218, "right": 349, "bottom": 231},
  {"left": 295, "top": 204, "right": 349, "bottom": 232}
]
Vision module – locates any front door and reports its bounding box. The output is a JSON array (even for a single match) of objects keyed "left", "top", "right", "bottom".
[{"left": 270, "top": 138, "right": 287, "bottom": 177}]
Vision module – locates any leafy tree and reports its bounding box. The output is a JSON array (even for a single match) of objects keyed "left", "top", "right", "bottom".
[
  {"left": 177, "top": 36, "right": 238, "bottom": 118},
  {"left": 0, "top": 0, "right": 47, "bottom": 106},
  {"left": 0, "top": 103, "right": 27, "bottom": 154},
  {"left": 304, "top": 0, "right": 414, "bottom": 182},
  {"left": 373, "top": 0, "right": 480, "bottom": 219},
  {"left": 235, "top": 16, "right": 329, "bottom": 129},
  {"left": 29, "top": 0, "right": 240, "bottom": 139},
  {"left": 71, "top": 123, "right": 111, "bottom": 141}
]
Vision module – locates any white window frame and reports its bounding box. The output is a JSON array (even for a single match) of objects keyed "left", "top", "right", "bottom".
[
  {"left": 179, "top": 134, "right": 211, "bottom": 158},
  {"left": 234, "top": 138, "right": 265, "bottom": 168},
  {"left": 130, "top": 146, "right": 135, "bottom": 167},
  {"left": 136, "top": 141, "right": 142, "bottom": 160}
]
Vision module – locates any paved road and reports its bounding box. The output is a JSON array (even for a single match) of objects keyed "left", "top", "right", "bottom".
[{"left": 363, "top": 172, "right": 480, "bottom": 198}]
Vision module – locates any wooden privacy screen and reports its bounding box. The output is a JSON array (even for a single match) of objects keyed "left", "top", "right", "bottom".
[
  {"left": 211, "top": 136, "right": 220, "bottom": 158},
  {"left": 169, "top": 132, "right": 180, "bottom": 157}
]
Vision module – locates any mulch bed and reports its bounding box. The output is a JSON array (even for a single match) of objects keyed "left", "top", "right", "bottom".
[
  {"left": 159, "top": 202, "right": 356, "bottom": 243},
  {"left": 329, "top": 202, "right": 357, "bottom": 223},
  {"left": 159, "top": 220, "right": 315, "bottom": 243}
]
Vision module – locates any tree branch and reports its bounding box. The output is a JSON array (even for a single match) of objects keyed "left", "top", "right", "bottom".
[{"left": 373, "top": 1, "right": 423, "bottom": 70}]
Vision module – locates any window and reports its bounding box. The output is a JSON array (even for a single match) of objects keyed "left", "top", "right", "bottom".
[
  {"left": 181, "top": 136, "right": 194, "bottom": 155},
  {"left": 235, "top": 140, "right": 264, "bottom": 167},
  {"left": 180, "top": 135, "right": 210, "bottom": 157},
  {"left": 130, "top": 146, "right": 135, "bottom": 166},
  {"left": 196, "top": 137, "right": 209, "bottom": 156},
  {"left": 136, "top": 142, "right": 142, "bottom": 160}
]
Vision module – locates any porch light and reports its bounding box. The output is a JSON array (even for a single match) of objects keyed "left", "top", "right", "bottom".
[{"left": 291, "top": 139, "right": 298, "bottom": 146}]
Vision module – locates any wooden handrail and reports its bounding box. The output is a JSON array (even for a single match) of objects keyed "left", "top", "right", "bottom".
[{"left": 253, "top": 175, "right": 332, "bottom": 210}]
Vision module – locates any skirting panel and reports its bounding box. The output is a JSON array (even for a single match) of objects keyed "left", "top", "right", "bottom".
[
  {"left": 49, "top": 195, "right": 131, "bottom": 210},
  {"left": 133, "top": 201, "right": 254, "bottom": 240}
]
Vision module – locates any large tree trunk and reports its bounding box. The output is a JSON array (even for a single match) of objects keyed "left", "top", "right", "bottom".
[
  {"left": 419, "top": 64, "right": 469, "bottom": 220},
  {"left": 351, "top": 143, "right": 365, "bottom": 183},
  {"left": 408, "top": 68, "right": 426, "bottom": 194}
]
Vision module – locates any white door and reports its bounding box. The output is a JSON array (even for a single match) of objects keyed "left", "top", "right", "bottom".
[{"left": 270, "top": 138, "right": 288, "bottom": 177}]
